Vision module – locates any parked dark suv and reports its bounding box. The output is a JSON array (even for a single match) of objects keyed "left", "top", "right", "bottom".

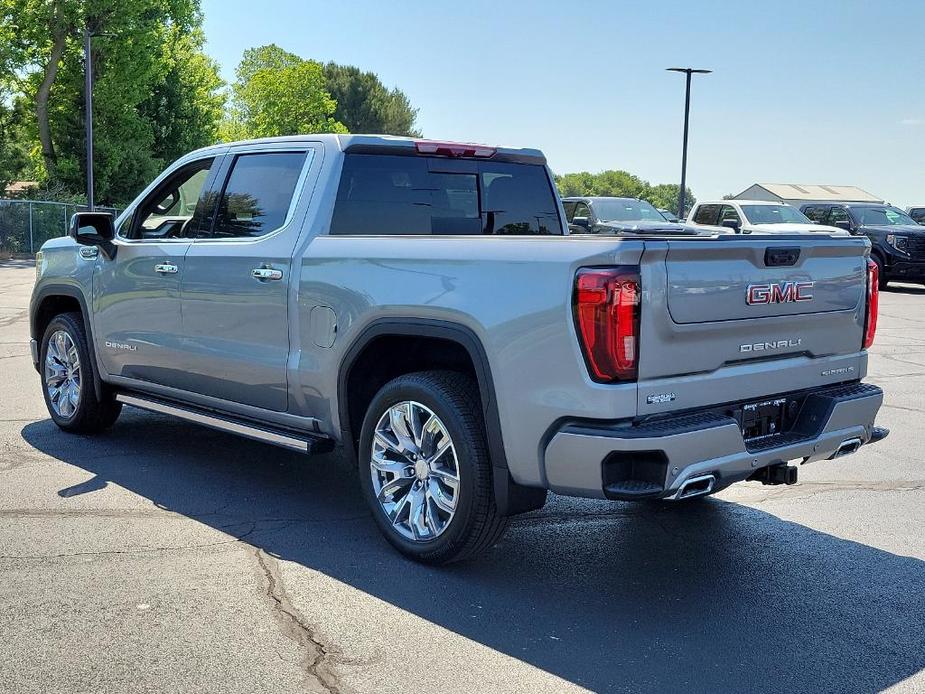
[
  {"left": 801, "top": 202, "right": 925, "bottom": 288},
  {"left": 561, "top": 196, "right": 698, "bottom": 235}
]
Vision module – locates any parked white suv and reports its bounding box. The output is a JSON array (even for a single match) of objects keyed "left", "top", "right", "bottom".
[{"left": 688, "top": 200, "right": 845, "bottom": 234}]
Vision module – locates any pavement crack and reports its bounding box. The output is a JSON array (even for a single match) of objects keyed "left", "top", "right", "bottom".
[
  {"left": 252, "top": 547, "right": 345, "bottom": 694},
  {"left": 0, "top": 527, "right": 257, "bottom": 560}
]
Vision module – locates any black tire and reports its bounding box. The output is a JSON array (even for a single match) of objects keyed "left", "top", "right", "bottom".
[
  {"left": 872, "top": 254, "right": 888, "bottom": 290},
  {"left": 358, "top": 370, "right": 507, "bottom": 564},
  {"left": 40, "top": 312, "right": 122, "bottom": 433}
]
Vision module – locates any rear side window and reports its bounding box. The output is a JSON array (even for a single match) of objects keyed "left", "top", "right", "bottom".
[
  {"left": 802, "top": 205, "right": 825, "bottom": 222},
  {"left": 209, "top": 151, "right": 308, "bottom": 239},
  {"left": 330, "top": 154, "right": 561, "bottom": 236},
  {"left": 692, "top": 204, "right": 721, "bottom": 225}
]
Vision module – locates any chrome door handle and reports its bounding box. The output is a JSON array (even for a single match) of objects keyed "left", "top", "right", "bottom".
[
  {"left": 154, "top": 263, "right": 178, "bottom": 274},
  {"left": 252, "top": 267, "right": 283, "bottom": 281}
]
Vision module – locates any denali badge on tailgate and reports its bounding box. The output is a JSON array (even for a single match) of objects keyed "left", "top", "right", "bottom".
[{"left": 746, "top": 281, "right": 814, "bottom": 305}]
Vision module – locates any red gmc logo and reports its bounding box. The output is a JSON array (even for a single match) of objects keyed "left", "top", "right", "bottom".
[{"left": 746, "top": 281, "right": 815, "bottom": 305}]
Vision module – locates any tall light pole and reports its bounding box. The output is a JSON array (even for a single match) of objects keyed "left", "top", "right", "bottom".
[
  {"left": 666, "top": 67, "right": 711, "bottom": 217},
  {"left": 83, "top": 27, "right": 94, "bottom": 210}
]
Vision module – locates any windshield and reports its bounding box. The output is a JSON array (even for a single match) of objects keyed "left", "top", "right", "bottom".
[
  {"left": 594, "top": 199, "right": 667, "bottom": 223},
  {"left": 740, "top": 205, "right": 811, "bottom": 225},
  {"left": 852, "top": 206, "right": 917, "bottom": 226}
]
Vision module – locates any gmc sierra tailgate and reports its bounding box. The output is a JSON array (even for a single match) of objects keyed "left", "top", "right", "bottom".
[{"left": 637, "top": 234, "right": 871, "bottom": 416}]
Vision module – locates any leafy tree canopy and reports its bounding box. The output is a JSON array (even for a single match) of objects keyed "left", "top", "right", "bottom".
[
  {"left": 221, "top": 44, "right": 346, "bottom": 141},
  {"left": 0, "top": 0, "right": 224, "bottom": 204},
  {"left": 555, "top": 170, "right": 695, "bottom": 215},
  {"left": 323, "top": 62, "right": 419, "bottom": 136},
  {"left": 221, "top": 45, "right": 421, "bottom": 141}
]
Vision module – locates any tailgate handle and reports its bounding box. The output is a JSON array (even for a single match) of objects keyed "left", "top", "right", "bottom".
[{"left": 765, "top": 247, "right": 801, "bottom": 267}]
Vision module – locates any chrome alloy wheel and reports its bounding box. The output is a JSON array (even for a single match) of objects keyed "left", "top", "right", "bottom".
[
  {"left": 370, "top": 400, "right": 461, "bottom": 542},
  {"left": 45, "top": 329, "right": 81, "bottom": 418}
]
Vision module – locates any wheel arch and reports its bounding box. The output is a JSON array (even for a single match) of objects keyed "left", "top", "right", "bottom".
[
  {"left": 338, "top": 318, "right": 546, "bottom": 516},
  {"left": 31, "top": 284, "right": 105, "bottom": 401}
]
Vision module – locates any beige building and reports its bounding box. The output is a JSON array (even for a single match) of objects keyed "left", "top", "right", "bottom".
[{"left": 733, "top": 183, "right": 883, "bottom": 208}]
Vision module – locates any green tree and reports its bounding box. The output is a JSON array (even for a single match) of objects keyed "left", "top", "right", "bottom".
[
  {"left": 640, "top": 183, "right": 695, "bottom": 215},
  {"left": 323, "top": 62, "right": 419, "bottom": 136},
  {"left": 555, "top": 170, "right": 648, "bottom": 199},
  {"left": 555, "top": 171, "right": 695, "bottom": 215},
  {"left": 222, "top": 44, "right": 346, "bottom": 140},
  {"left": 0, "top": 0, "right": 224, "bottom": 204}
]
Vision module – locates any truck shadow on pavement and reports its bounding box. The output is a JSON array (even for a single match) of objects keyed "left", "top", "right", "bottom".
[{"left": 22, "top": 412, "right": 925, "bottom": 694}]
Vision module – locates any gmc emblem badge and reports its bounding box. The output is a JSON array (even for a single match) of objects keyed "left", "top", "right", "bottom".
[{"left": 746, "top": 281, "right": 814, "bottom": 305}]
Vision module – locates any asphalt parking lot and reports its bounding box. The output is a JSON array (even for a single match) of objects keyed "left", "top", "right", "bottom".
[{"left": 1, "top": 258, "right": 923, "bottom": 694}]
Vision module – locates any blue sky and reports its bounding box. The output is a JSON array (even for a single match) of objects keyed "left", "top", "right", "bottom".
[{"left": 201, "top": 0, "right": 925, "bottom": 206}]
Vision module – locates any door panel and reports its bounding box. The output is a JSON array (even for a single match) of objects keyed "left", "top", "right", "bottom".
[
  {"left": 179, "top": 149, "right": 314, "bottom": 412},
  {"left": 92, "top": 242, "right": 190, "bottom": 386},
  {"left": 92, "top": 156, "right": 222, "bottom": 387}
]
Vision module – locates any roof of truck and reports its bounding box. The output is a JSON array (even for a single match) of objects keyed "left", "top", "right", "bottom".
[
  {"left": 696, "top": 199, "right": 796, "bottom": 207},
  {"left": 189, "top": 134, "right": 547, "bottom": 164},
  {"left": 562, "top": 196, "right": 644, "bottom": 203}
]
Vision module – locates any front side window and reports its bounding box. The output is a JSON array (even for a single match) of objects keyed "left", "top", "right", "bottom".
[
  {"left": 740, "top": 204, "right": 811, "bottom": 225},
  {"left": 127, "top": 158, "right": 216, "bottom": 240},
  {"left": 828, "top": 206, "right": 851, "bottom": 227},
  {"left": 573, "top": 202, "right": 592, "bottom": 220},
  {"left": 208, "top": 151, "right": 308, "bottom": 239},
  {"left": 720, "top": 205, "right": 741, "bottom": 224},
  {"left": 910, "top": 208, "right": 925, "bottom": 224},
  {"left": 692, "top": 204, "right": 721, "bottom": 225},
  {"left": 330, "top": 154, "right": 561, "bottom": 236}
]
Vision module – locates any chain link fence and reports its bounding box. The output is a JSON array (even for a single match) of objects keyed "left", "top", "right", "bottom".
[{"left": 0, "top": 199, "right": 123, "bottom": 255}]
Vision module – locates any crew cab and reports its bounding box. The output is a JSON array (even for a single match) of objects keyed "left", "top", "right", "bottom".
[
  {"left": 688, "top": 200, "right": 845, "bottom": 235},
  {"left": 802, "top": 202, "right": 925, "bottom": 288},
  {"left": 31, "top": 135, "right": 887, "bottom": 563}
]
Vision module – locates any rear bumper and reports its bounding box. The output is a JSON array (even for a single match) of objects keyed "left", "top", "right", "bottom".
[{"left": 543, "top": 382, "right": 884, "bottom": 500}]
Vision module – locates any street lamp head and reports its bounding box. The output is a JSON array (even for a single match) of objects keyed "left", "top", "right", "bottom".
[{"left": 666, "top": 67, "right": 713, "bottom": 74}]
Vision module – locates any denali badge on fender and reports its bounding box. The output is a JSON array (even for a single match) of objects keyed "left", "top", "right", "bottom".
[{"left": 746, "top": 281, "right": 814, "bottom": 305}]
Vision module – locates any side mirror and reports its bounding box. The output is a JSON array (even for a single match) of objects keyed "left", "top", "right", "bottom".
[
  {"left": 571, "top": 216, "right": 591, "bottom": 230},
  {"left": 69, "top": 212, "right": 116, "bottom": 258},
  {"left": 833, "top": 219, "right": 852, "bottom": 232},
  {"left": 721, "top": 219, "right": 741, "bottom": 232}
]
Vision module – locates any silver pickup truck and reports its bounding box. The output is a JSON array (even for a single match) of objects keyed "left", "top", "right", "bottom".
[{"left": 30, "top": 134, "right": 887, "bottom": 563}]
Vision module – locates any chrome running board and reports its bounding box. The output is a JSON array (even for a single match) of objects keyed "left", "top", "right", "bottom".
[{"left": 115, "top": 393, "right": 332, "bottom": 454}]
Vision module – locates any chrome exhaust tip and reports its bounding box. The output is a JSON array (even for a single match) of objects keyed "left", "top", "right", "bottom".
[
  {"left": 673, "top": 474, "right": 716, "bottom": 500},
  {"left": 831, "top": 437, "right": 863, "bottom": 459}
]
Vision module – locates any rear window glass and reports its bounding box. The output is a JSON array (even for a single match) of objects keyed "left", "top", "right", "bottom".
[{"left": 330, "top": 154, "right": 561, "bottom": 235}]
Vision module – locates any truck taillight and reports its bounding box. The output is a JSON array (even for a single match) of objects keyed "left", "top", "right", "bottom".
[
  {"left": 573, "top": 267, "right": 640, "bottom": 382},
  {"left": 863, "top": 258, "right": 879, "bottom": 349}
]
